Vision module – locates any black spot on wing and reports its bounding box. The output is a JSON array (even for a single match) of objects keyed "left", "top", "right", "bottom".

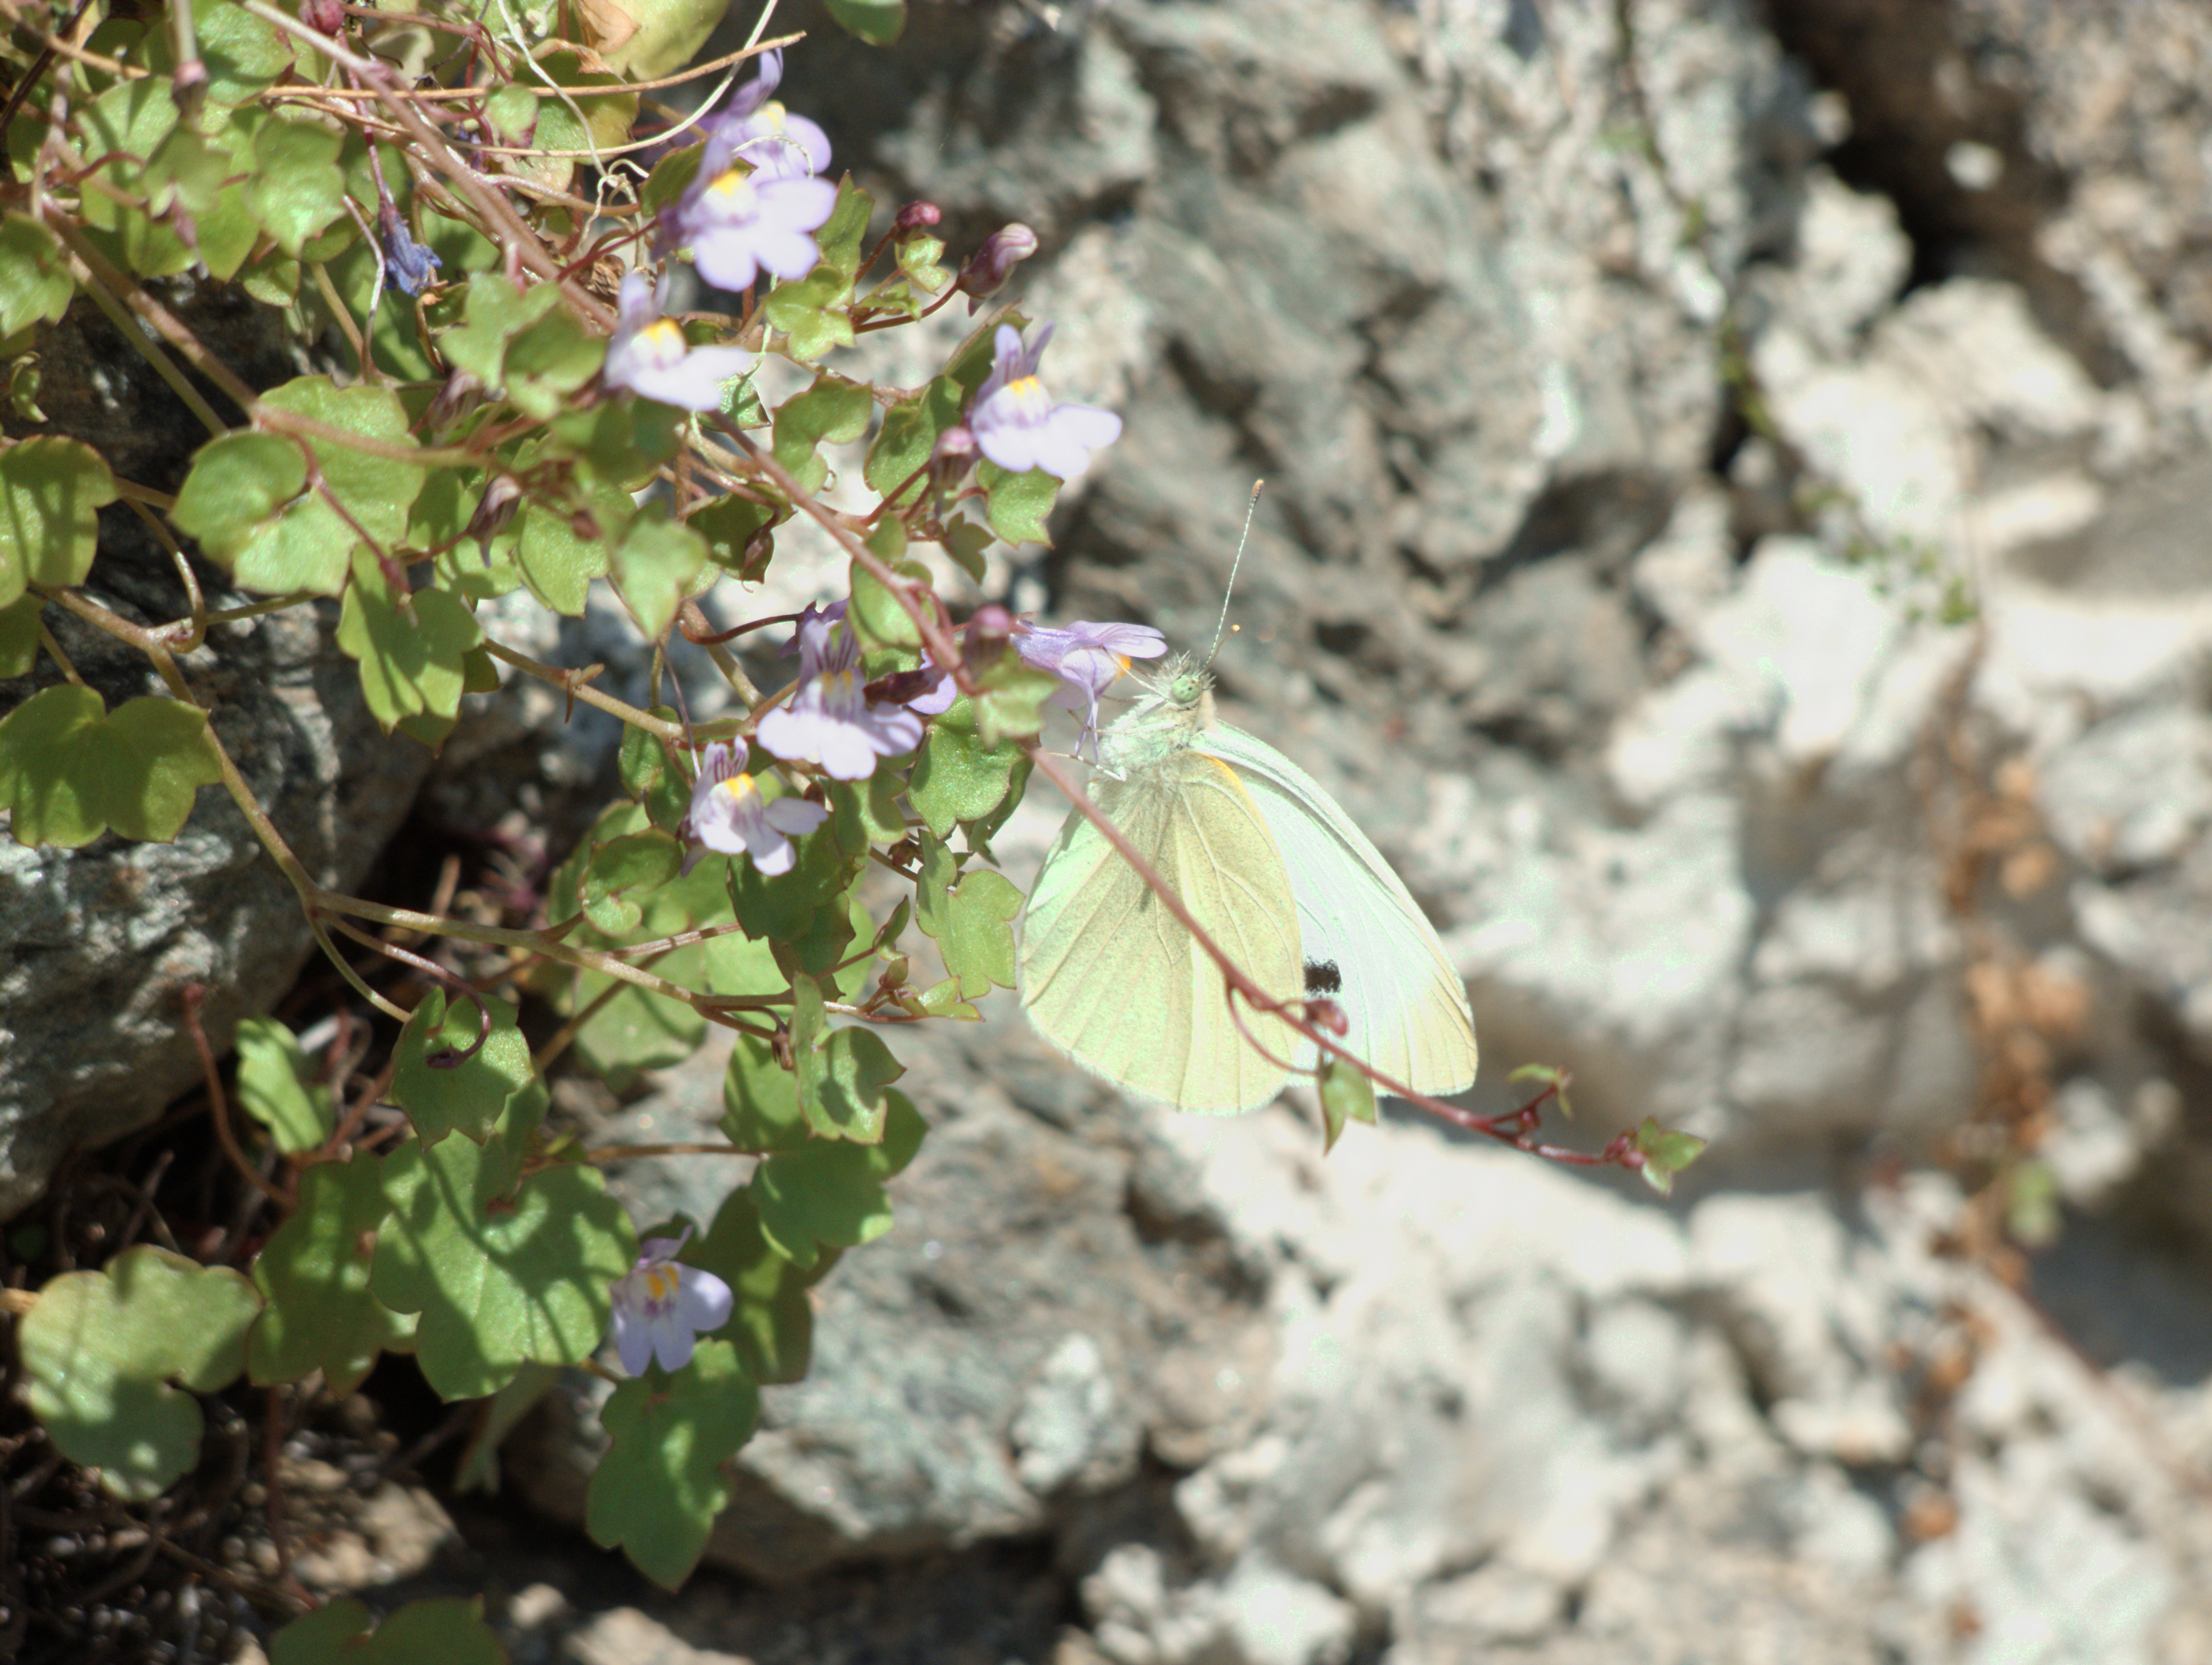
[{"left": 1304, "top": 960, "right": 1342, "bottom": 995}]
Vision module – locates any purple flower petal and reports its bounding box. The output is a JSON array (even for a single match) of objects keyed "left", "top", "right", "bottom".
[{"left": 970, "top": 323, "right": 1121, "bottom": 481}]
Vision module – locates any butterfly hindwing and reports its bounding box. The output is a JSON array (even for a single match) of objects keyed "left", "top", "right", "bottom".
[{"left": 1019, "top": 749, "right": 1306, "bottom": 1113}]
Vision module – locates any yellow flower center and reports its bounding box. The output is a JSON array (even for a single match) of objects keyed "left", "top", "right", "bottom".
[
  {"left": 641, "top": 318, "right": 685, "bottom": 351},
  {"left": 717, "top": 771, "right": 761, "bottom": 806},
  {"left": 642, "top": 1264, "right": 680, "bottom": 1303},
  {"left": 708, "top": 168, "right": 759, "bottom": 208}
]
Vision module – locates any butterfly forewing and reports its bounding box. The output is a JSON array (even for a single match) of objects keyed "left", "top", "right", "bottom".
[
  {"left": 1019, "top": 750, "right": 1307, "bottom": 1113},
  {"left": 1203, "top": 725, "right": 1479, "bottom": 1098}
]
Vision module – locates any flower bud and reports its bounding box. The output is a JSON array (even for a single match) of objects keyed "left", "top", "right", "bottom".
[
  {"left": 895, "top": 201, "right": 943, "bottom": 233},
  {"left": 466, "top": 474, "right": 523, "bottom": 563},
  {"left": 963, "top": 604, "right": 1014, "bottom": 674},
  {"left": 956, "top": 223, "right": 1037, "bottom": 313}
]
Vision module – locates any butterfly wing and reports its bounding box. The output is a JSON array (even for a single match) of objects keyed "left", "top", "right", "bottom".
[
  {"left": 1019, "top": 750, "right": 1307, "bottom": 1113},
  {"left": 1202, "top": 725, "right": 1479, "bottom": 1098}
]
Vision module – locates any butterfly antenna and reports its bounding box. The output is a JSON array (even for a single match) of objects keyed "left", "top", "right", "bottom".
[{"left": 1205, "top": 479, "right": 1265, "bottom": 667}]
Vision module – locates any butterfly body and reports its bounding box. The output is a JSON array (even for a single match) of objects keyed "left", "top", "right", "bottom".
[{"left": 1019, "top": 662, "right": 1479, "bottom": 1113}]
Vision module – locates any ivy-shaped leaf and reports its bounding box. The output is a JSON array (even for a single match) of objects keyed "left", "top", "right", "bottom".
[
  {"left": 769, "top": 372, "right": 873, "bottom": 493},
  {"left": 760, "top": 177, "right": 873, "bottom": 361},
  {"left": 247, "top": 115, "right": 347, "bottom": 258},
  {"left": 616, "top": 717, "right": 692, "bottom": 833},
  {"left": 863, "top": 373, "right": 966, "bottom": 509},
  {"left": 689, "top": 492, "right": 782, "bottom": 583},
  {"left": 907, "top": 694, "right": 1025, "bottom": 838},
  {"left": 581, "top": 829, "right": 682, "bottom": 936},
  {"left": 510, "top": 46, "right": 639, "bottom": 195},
  {"left": 0, "top": 436, "right": 116, "bottom": 605},
  {"left": 177, "top": 378, "right": 423, "bottom": 596},
  {"left": 690, "top": 1187, "right": 830, "bottom": 1384},
  {"left": 20, "top": 1246, "right": 260, "bottom": 1499},
  {"left": 0, "top": 685, "right": 220, "bottom": 848},
  {"left": 336, "top": 548, "right": 485, "bottom": 735},
  {"left": 512, "top": 485, "right": 625, "bottom": 615},
  {"left": 234, "top": 1016, "right": 336, "bottom": 1153},
  {"left": 721, "top": 1033, "right": 808, "bottom": 1153},
  {"left": 849, "top": 553, "right": 925, "bottom": 650},
  {"left": 979, "top": 460, "right": 1062, "bottom": 547},
  {"left": 610, "top": 513, "right": 707, "bottom": 641},
  {"left": 0, "top": 214, "right": 74, "bottom": 337},
  {"left": 912, "top": 828, "right": 1021, "bottom": 997},
  {"left": 247, "top": 1153, "right": 416, "bottom": 1395},
  {"left": 371, "top": 1091, "right": 635, "bottom": 1401},
  {"left": 388, "top": 988, "right": 534, "bottom": 1145},
  {"left": 587, "top": 1339, "right": 760, "bottom": 1589},
  {"left": 1634, "top": 1117, "right": 1708, "bottom": 1197},
  {"left": 144, "top": 0, "right": 295, "bottom": 105},
  {"left": 270, "top": 1597, "right": 505, "bottom": 1665},
  {"left": 752, "top": 1092, "right": 927, "bottom": 1271},
  {"left": 790, "top": 973, "right": 903, "bottom": 1142},
  {"left": 970, "top": 654, "right": 1059, "bottom": 750}
]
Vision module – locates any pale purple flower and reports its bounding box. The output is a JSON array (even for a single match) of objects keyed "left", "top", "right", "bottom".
[
  {"left": 1015, "top": 619, "right": 1168, "bottom": 745},
  {"left": 684, "top": 742, "right": 828, "bottom": 875},
  {"left": 608, "top": 1227, "right": 733, "bottom": 1377},
  {"left": 697, "top": 47, "right": 831, "bottom": 183},
  {"left": 758, "top": 614, "right": 924, "bottom": 780},
  {"left": 663, "top": 77, "right": 838, "bottom": 295},
  {"left": 603, "top": 272, "right": 754, "bottom": 412},
  {"left": 969, "top": 323, "right": 1122, "bottom": 481}
]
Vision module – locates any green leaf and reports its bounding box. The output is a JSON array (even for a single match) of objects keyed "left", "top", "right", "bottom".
[
  {"left": 0, "top": 215, "right": 74, "bottom": 337},
  {"left": 1632, "top": 1117, "right": 1707, "bottom": 1198},
  {"left": 848, "top": 553, "right": 925, "bottom": 651},
  {"left": 547, "top": 397, "right": 685, "bottom": 490},
  {"left": 247, "top": 1153, "right": 416, "bottom": 1395},
  {"left": 912, "top": 829, "right": 1021, "bottom": 997},
  {"left": 971, "top": 655, "right": 1058, "bottom": 749},
  {"left": 863, "top": 373, "right": 965, "bottom": 509},
  {"left": 617, "top": 719, "right": 692, "bottom": 833},
  {"left": 270, "top": 1596, "right": 505, "bottom": 1665},
  {"left": 826, "top": 0, "right": 906, "bottom": 46},
  {"left": 769, "top": 372, "right": 873, "bottom": 493},
  {"left": 20, "top": 1246, "right": 260, "bottom": 1499},
  {"left": 826, "top": 772, "right": 906, "bottom": 857},
  {"left": 513, "top": 487, "right": 622, "bottom": 615},
  {"left": 941, "top": 518, "right": 992, "bottom": 584},
  {"left": 0, "top": 685, "right": 220, "bottom": 848},
  {"left": 0, "top": 593, "right": 41, "bottom": 678},
  {"left": 371, "top": 1091, "right": 635, "bottom": 1400},
  {"left": 0, "top": 436, "right": 116, "bottom": 606},
  {"left": 1317, "top": 1056, "right": 1377, "bottom": 1154},
  {"left": 727, "top": 816, "right": 861, "bottom": 967},
  {"left": 587, "top": 1338, "right": 760, "bottom": 1589},
  {"left": 790, "top": 974, "right": 903, "bottom": 1142},
  {"left": 248, "top": 116, "right": 347, "bottom": 257},
  {"left": 182, "top": 379, "right": 422, "bottom": 596},
  {"left": 234, "top": 1016, "right": 335, "bottom": 1153},
  {"left": 145, "top": 0, "right": 295, "bottom": 105},
  {"left": 388, "top": 988, "right": 534, "bottom": 1145},
  {"left": 690, "top": 1188, "right": 830, "bottom": 1383},
  {"left": 336, "top": 549, "right": 485, "bottom": 735},
  {"left": 979, "top": 461, "right": 1063, "bottom": 546},
  {"left": 502, "top": 301, "right": 604, "bottom": 422},
  {"left": 610, "top": 514, "right": 706, "bottom": 641},
  {"left": 759, "top": 178, "right": 873, "bottom": 361},
  {"left": 687, "top": 491, "right": 782, "bottom": 583},
  {"left": 721, "top": 1033, "right": 808, "bottom": 1153},
  {"left": 907, "top": 696, "right": 1024, "bottom": 838},
  {"left": 752, "top": 1092, "right": 927, "bottom": 1271},
  {"left": 582, "top": 830, "right": 682, "bottom": 935}
]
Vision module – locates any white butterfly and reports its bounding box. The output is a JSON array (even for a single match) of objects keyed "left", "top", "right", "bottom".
[{"left": 1019, "top": 659, "right": 1478, "bottom": 1113}]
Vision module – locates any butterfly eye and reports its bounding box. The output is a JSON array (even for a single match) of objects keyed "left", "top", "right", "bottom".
[{"left": 1170, "top": 674, "right": 1201, "bottom": 704}]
